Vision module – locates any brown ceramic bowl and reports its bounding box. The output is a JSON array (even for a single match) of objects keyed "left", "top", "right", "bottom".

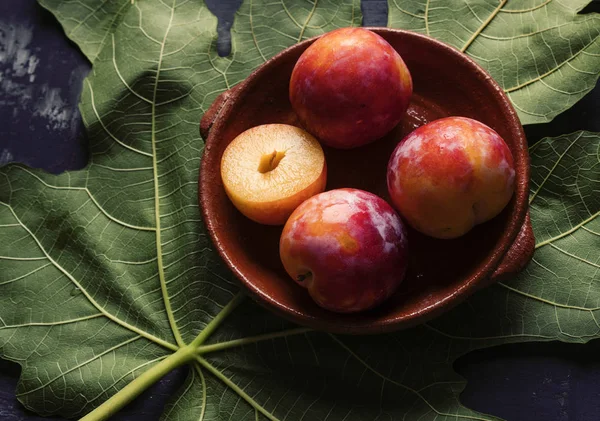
[{"left": 199, "top": 28, "right": 534, "bottom": 334}]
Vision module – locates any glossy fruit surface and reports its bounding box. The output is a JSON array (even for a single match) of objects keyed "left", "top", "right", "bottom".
[
  {"left": 387, "top": 117, "right": 515, "bottom": 239},
  {"left": 289, "top": 27, "right": 412, "bottom": 149},
  {"left": 280, "top": 188, "right": 408, "bottom": 313}
]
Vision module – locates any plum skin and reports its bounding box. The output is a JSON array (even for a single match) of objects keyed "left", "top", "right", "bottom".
[
  {"left": 387, "top": 117, "right": 516, "bottom": 239},
  {"left": 279, "top": 188, "right": 408, "bottom": 313},
  {"left": 289, "top": 27, "right": 413, "bottom": 149}
]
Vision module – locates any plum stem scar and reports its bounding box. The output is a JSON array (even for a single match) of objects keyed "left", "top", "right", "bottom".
[
  {"left": 297, "top": 272, "right": 312, "bottom": 282},
  {"left": 258, "top": 150, "right": 286, "bottom": 173}
]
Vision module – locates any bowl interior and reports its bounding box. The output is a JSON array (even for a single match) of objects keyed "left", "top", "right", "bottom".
[{"left": 201, "top": 29, "right": 527, "bottom": 334}]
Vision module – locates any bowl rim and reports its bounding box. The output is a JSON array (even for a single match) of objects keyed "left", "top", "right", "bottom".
[{"left": 199, "top": 27, "right": 530, "bottom": 334}]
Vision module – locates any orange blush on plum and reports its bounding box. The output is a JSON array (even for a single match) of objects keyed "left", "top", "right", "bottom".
[
  {"left": 387, "top": 117, "right": 516, "bottom": 239},
  {"left": 279, "top": 188, "right": 409, "bottom": 313}
]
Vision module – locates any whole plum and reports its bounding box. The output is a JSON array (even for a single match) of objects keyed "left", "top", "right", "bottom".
[
  {"left": 289, "top": 28, "right": 412, "bottom": 149},
  {"left": 387, "top": 117, "right": 516, "bottom": 239},
  {"left": 279, "top": 188, "right": 408, "bottom": 313}
]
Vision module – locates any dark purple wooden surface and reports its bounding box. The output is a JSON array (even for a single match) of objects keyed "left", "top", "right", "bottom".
[{"left": 0, "top": 1, "right": 599, "bottom": 420}]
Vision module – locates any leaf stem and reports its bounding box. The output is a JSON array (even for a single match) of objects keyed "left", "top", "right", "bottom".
[
  {"left": 460, "top": 0, "right": 507, "bottom": 53},
  {"left": 151, "top": 0, "right": 185, "bottom": 348},
  {"left": 190, "top": 291, "right": 245, "bottom": 348},
  {"left": 196, "top": 327, "right": 312, "bottom": 355},
  {"left": 535, "top": 211, "right": 599, "bottom": 249},
  {"left": 80, "top": 293, "right": 246, "bottom": 420},
  {"left": 193, "top": 363, "right": 208, "bottom": 421},
  {"left": 79, "top": 346, "right": 196, "bottom": 421}
]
